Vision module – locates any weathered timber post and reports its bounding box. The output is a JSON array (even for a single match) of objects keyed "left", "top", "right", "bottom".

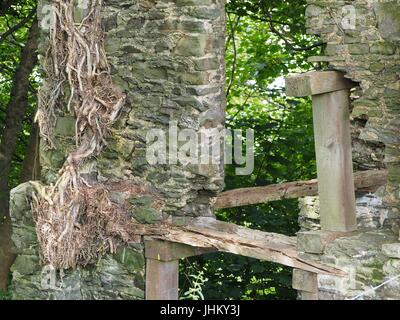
[
  {"left": 286, "top": 71, "right": 357, "bottom": 300},
  {"left": 145, "top": 240, "right": 214, "bottom": 300},
  {"left": 145, "top": 258, "right": 179, "bottom": 300},
  {"left": 286, "top": 71, "right": 358, "bottom": 232}
]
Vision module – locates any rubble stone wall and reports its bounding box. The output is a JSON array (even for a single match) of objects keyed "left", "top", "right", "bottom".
[
  {"left": 10, "top": 0, "right": 226, "bottom": 300},
  {"left": 295, "top": 0, "right": 400, "bottom": 300}
]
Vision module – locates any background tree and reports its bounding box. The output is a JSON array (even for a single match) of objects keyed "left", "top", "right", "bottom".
[{"left": 0, "top": 0, "right": 38, "bottom": 293}]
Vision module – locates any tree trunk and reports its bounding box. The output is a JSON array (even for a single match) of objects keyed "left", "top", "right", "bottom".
[
  {"left": 0, "top": 19, "right": 38, "bottom": 291},
  {"left": 20, "top": 123, "right": 40, "bottom": 183}
]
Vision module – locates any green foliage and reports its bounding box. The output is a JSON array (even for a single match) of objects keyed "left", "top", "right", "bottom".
[
  {"left": 180, "top": 266, "right": 208, "bottom": 300},
  {"left": 0, "top": 0, "right": 38, "bottom": 188},
  {"left": 0, "top": 290, "right": 12, "bottom": 300},
  {"left": 0, "top": 273, "right": 12, "bottom": 300}
]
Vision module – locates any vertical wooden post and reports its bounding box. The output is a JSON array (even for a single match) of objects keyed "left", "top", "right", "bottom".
[
  {"left": 144, "top": 239, "right": 215, "bottom": 300},
  {"left": 286, "top": 71, "right": 358, "bottom": 232},
  {"left": 145, "top": 240, "right": 179, "bottom": 300},
  {"left": 146, "top": 258, "right": 179, "bottom": 300},
  {"left": 312, "top": 90, "right": 356, "bottom": 232}
]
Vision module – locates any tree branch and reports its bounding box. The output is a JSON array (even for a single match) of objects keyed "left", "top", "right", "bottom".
[
  {"left": 261, "top": 9, "right": 323, "bottom": 52},
  {"left": 0, "top": 9, "right": 36, "bottom": 44},
  {"left": 226, "top": 13, "right": 239, "bottom": 98}
]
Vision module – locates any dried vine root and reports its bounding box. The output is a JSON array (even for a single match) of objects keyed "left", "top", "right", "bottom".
[
  {"left": 33, "top": 0, "right": 157, "bottom": 269},
  {"left": 31, "top": 180, "right": 165, "bottom": 268}
]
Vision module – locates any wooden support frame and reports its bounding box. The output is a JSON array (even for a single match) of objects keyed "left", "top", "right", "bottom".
[
  {"left": 143, "top": 217, "right": 347, "bottom": 300},
  {"left": 145, "top": 258, "right": 179, "bottom": 300},
  {"left": 144, "top": 240, "right": 215, "bottom": 300},
  {"left": 286, "top": 71, "right": 358, "bottom": 232},
  {"left": 285, "top": 71, "right": 356, "bottom": 97},
  {"left": 142, "top": 71, "right": 377, "bottom": 301},
  {"left": 145, "top": 239, "right": 215, "bottom": 262},
  {"left": 158, "top": 217, "right": 345, "bottom": 275}
]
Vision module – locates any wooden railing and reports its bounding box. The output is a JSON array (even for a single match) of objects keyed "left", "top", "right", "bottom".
[
  {"left": 144, "top": 218, "right": 347, "bottom": 300},
  {"left": 214, "top": 169, "right": 387, "bottom": 209}
]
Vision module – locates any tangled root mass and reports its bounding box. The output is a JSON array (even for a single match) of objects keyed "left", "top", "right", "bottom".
[{"left": 33, "top": 0, "right": 159, "bottom": 269}]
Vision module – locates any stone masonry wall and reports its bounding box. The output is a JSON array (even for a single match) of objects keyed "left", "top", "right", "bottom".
[
  {"left": 11, "top": 183, "right": 146, "bottom": 300},
  {"left": 295, "top": 229, "right": 400, "bottom": 299},
  {"left": 40, "top": 0, "right": 226, "bottom": 219},
  {"left": 100, "top": 0, "right": 226, "bottom": 218},
  {"left": 294, "top": 0, "right": 400, "bottom": 300},
  {"left": 11, "top": 0, "right": 226, "bottom": 299},
  {"left": 306, "top": 0, "right": 400, "bottom": 222},
  {"left": 298, "top": 187, "right": 390, "bottom": 232}
]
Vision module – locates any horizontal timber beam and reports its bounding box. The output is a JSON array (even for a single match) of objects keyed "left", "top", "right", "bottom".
[
  {"left": 147, "top": 217, "right": 347, "bottom": 277},
  {"left": 285, "top": 71, "right": 357, "bottom": 97},
  {"left": 214, "top": 169, "right": 387, "bottom": 209},
  {"left": 145, "top": 239, "right": 216, "bottom": 261}
]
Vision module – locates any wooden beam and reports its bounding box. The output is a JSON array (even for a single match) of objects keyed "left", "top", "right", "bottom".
[
  {"left": 145, "top": 239, "right": 216, "bottom": 261},
  {"left": 146, "top": 258, "right": 179, "bottom": 300},
  {"left": 150, "top": 217, "right": 346, "bottom": 277},
  {"left": 312, "top": 89, "right": 357, "bottom": 232},
  {"left": 286, "top": 71, "right": 359, "bottom": 232},
  {"left": 285, "top": 71, "right": 357, "bottom": 97},
  {"left": 214, "top": 170, "right": 387, "bottom": 209}
]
